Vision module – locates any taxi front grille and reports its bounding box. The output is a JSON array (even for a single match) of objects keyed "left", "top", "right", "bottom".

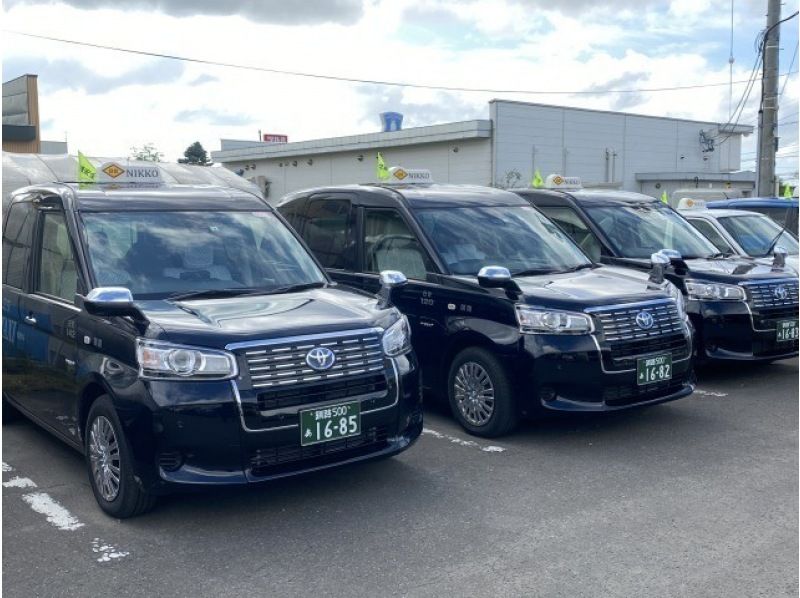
[
  {"left": 239, "top": 330, "right": 385, "bottom": 389},
  {"left": 257, "top": 373, "right": 388, "bottom": 412},
  {"left": 744, "top": 279, "right": 799, "bottom": 311},
  {"left": 248, "top": 426, "right": 389, "bottom": 477}
]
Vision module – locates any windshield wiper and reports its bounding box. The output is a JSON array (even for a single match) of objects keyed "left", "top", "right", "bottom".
[
  {"left": 263, "top": 281, "right": 327, "bottom": 295},
  {"left": 167, "top": 288, "right": 273, "bottom": 301},
  {"left": 556, "top": 263, "right": 596, "bottom": 273},
  {"left": 511, "top": 268, "right": 555, "bottom": 277},
  {"left": 707, "top": 252, "right": 733, "bottom": 259}
]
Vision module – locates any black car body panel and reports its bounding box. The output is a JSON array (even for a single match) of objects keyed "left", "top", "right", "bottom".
[
  {"left": 516, "top": 188, "right": 799, "bottom": 362},
  {"left": 278, "top": 183, "right": 694, "bottom": 417},
  {"left": 2, "top": 183, "right": 422, "bottom": 496}
]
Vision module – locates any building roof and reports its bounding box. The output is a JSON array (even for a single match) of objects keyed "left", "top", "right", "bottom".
[
  {"left": 635, "top": 171, "right": 756, "bottom": 182},
  {"left": 211, "top": 120, "right": 492, "bottom": 163}
]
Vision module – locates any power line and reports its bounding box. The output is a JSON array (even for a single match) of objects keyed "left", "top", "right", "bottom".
[
  {"left": 3, "top": 29, "right": 798, "bottom": 97},
  {"left": 780, "top": 42, "right": 799, "bottom": 98}
]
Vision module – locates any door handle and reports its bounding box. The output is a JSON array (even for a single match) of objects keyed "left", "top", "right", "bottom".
[{"left": 24, "top": 315, "right": 37, "bottom": 325}]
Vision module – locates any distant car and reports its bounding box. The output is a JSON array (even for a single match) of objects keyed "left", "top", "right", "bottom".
[
  {"left": 678, "top": 200, "right": 799, "bottom": 273},
  {"left": 706, "top": 197, "right": 798, "bottom": 236}
]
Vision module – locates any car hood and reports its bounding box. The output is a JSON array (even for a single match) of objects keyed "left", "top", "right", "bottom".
[
  {"left": 611, "top": 255, "right": 798, "bottom": 283},
  {"left": 135, "top": 287, "right": 392, "bottom": 349},
  {"left": 512, "top": 266, "right": 670, "bottom": 310}
]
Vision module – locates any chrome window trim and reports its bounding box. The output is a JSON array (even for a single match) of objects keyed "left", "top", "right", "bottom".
[
  {"left": 30, "top": 292, "right": 82, "bottom": 312},
  {"left": 229, "top": 358, "right": 400, "bottom": 433}
]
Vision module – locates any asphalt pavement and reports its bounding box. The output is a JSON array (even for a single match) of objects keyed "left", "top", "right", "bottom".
[{"left": 3, "top": 359, "right": 798, "bottom": 597}]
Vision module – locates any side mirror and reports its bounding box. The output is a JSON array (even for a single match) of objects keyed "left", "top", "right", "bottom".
[
  {"left": 477, "top": 266, "right": 512, "bottom": 288},
  {"left": 648, "top": 252, "right": 670, "bottom": 284},
  {"left": 83, "top": 287, "right": 139, "bottom": 317},
  {"left": 377, "top": 270, "right": 407, "bottom": 309},
  {"left": 773, "top": 245, "right": 788, "bottom": 269}
]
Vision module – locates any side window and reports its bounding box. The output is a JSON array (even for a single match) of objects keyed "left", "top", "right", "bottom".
[
  {"left": 36, "top": 212, "right": 80, "bottom": 301},
  {"left": 363, "top": 209, "right": 432, "bottom": 280},
  {"left": 303, "top": 199, "right": 356, "bottom": 270},
  {"left": 2, "top": 201, "right": 35, "bottom": 288},
  {"left": 278, "top": 197, "right": 307, "bottom": 232},
  {"left": 538, "top": 206, "right": 602, "bottom": 262},
  {"left": 687, "top": 219, "right": 734, "bottom": 253}
]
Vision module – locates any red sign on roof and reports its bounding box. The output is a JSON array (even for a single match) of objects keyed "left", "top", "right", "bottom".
[{"left": 263, "top": 134, "right": 288, "bottom": 143}]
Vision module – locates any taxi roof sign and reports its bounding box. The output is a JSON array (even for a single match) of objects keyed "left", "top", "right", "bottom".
[
  {"left": 676, "top": 197, "right": 707, "bottom": 210},
  {"left": 97, "top": 161, "right": 164, "bottom": 184},
  {"left": 386, "top": 166, "right": 433, "bottom": 184},
  {"left": 544, "top": 174, "right": 582, "bottom": 190}
]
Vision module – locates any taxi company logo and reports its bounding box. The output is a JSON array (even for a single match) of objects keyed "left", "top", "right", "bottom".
[
  {"left": 306, "top": 347, "right": 336, "bottom": 371},
  {"left": 635, "top": 311, "right": 655, "bottom": 330},
  {"left": 393, "top": 168, "right": 408, "bottom": 181},
  {"left": 773, "top": 286, "right": 788, "bottom": 301},
  {"left": 552, "top": 175, "right": 564, "bottom": 186},
  {"left": 102, "top": 163, "right": 125, "bottom": 178}
]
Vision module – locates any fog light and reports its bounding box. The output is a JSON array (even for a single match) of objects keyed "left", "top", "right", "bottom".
[
  {"left": 157, "top": 451, "right": 183, "bottom": 472},
  {"left": 539, "top": 386, "right": 557, "bottom": 402}
]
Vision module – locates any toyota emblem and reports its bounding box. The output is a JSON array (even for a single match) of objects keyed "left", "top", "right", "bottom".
[
  {"left": 305, "top": 347, "right": 336, "bottom": 371},
  {"left": 773, "top": 286, "right": 788, "bottom": 301},
  {"left": 635, "top": 311, "right": 655, "bottom": 330}
]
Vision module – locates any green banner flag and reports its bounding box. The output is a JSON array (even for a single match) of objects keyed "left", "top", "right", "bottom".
[
  {"left": 661, "top": 190, "right": 669, "bottom": 204},
  {"left": 784, "top": 184, "right": 793, "bottom": 199},
  {"left": 78, "top": 151, "right": 96, "bottom": 183},
  {"left": 376, "top": 152, "right": 389, "bottom": 181},
  {"left": 531, "top": 169, "right": 544, "bottom": 188}
]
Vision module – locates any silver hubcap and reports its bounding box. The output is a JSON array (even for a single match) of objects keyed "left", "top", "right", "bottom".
[
  {"left": 89, "top": 416, "right": 121, "bottom": 502},
  {"left": 454, "top": 361, "right": 495, "bottom": 426}
]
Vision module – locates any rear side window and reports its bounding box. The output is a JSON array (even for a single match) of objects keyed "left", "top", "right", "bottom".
[
  {"left": 2, "top": 201, "right": 35, "bottom": 288},
  {"left": 364, "top": 209, "right": 432, "bottom": 280},
  {"left": 537, "top": 206, "right": 603, "bottom": 262},
  {"left": 279, "top": 197, "right": 307, "bottom": 232},
  {"left": 37, "top": 212, "right": 79, "bottom": 301},
  {"left": 686, "top": 219, "right": 735, "bottom": 254},
  {"left": 304, "top": 199, "right": 356, "bottom": 270}
]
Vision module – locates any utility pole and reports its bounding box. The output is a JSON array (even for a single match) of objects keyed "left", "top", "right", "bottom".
[{"left": 757, "top": 0, "right": 781, "bottom": 196}]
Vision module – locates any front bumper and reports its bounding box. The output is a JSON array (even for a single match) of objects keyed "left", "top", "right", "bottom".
[
  {"left": 517, "top": 328, "right": 694, "bottom": 414},
  {"left": 689, "top": 300, "right": 799, "bottom": 361},
  {"left": 127, "top": 354, "right": 422, "bottom": 493}
]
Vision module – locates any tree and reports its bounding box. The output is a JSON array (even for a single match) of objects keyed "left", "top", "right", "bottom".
[
  {"left": 129, "top": 143, "right": 163, "bottom": 162},
  {"left": 178, "top": 141, "right": 211, "bottom": 166}
]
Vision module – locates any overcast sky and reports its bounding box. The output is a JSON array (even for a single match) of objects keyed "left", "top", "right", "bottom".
[{"left": 2, "top": 0, "right": 798, "bottom": 174}]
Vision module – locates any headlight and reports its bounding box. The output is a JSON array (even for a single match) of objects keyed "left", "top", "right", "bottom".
[
  {"left": 685, "top": 281, "right": 746, "bottom": 301},
  {"left": 516, "top": 306, "right": 593, "bottom": 334},
  {"left": 382, "top": 314, "right": 412, "bottom": 357},
  {"left": 136, "top": 339, "right": 238, "bottom": 380},
  {"left": 664, "top": 281, "right": 687, "bottom": 319}
]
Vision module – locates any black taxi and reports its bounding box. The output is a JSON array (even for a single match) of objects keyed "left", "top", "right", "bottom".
[
  {"left": 2, "top": 169, "right": 422, "bottom": 518},
  {"left": 515, "top": 176, "right": 799, "bottom": 364},
  {"left": 277, "top": 168, "right": 695, "bottom": 438}
]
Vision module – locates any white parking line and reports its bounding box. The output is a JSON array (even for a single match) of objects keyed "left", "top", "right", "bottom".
[
  {"left": 2, "top": 462, "right": 14, "bottom": 472},
  {"left": 20, "top": 492, "right": 85, "bottom": 531},
  {"left": 422, "top": 428, "right": 507, "bottom": 453},
  {"left": 694, "top": 389, "right": 729, "bottom": 397},
  {"left": 2, "top": 476, "right": 37, "bottom": 489},
  {"left": 91, "top": 538, "right": 130, "bottom": 563}
]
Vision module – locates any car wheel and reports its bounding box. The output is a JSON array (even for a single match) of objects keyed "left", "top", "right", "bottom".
[
  {"left": 85, "top": 396, "right": 156, "bottom": 518},
  {"left": 447, "top": 347, "right": 518, "bottom": 438}
]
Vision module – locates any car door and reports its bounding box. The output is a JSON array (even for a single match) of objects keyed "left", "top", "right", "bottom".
[
  {"left": 16, "top": 203, "right": 84, "bottom": 439},
  {"left": 2, "top": 198, "right": 36, "bottom": 406}
]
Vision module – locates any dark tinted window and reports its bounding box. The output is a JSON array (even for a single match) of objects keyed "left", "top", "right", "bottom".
[
  {"left": 2, "top": 201, "right": 35, "bottom": 288},
  {"left": 686, "top": 219, "right": 735, "bottom": 254},
  {"left": 37, "top": 212, "right": 80, "bottom": 301},
  {"left": 537, "top": 206, "right": 602, "bottom": 262},
  {"left": 364, "top": 209, "right": 431, "bottom": 280},
  {"left": 304, "top": 199, "right": 356, "bottom": 270},
  {"left": 279, "top": 197, "right": 307, "bottom": 231}
]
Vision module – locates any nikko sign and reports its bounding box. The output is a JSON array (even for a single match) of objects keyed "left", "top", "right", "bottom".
[
  {"left": 98, "top": 162, "right": 164, "bottom": 184},
  {"left": 388, "top": 166, "right": 434, "bottom": 184},
  {"left": 544, "top": 174, "right": 582, "bottom": 190}
]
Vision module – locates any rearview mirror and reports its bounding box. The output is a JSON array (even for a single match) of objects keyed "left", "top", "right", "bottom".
[{"left": 83, "top": 287, "right": 139, "bottom": 317}]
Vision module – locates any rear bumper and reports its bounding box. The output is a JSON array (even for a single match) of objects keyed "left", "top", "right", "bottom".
[
  {"left": 516, "top": 330, "right": 694, "bottom": 415},
  {"left": 690, "top": 301, "right": 799, "bottom": 361},
  {"left": 130, "top": 354, "right": 422, "bottom": 492}
]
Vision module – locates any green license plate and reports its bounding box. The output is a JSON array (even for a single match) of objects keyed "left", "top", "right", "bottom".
[
  {"left": 299, "top": 401, "right": 360, "bottom": 446},
  {"left": 636, "top": 353, "right": 672, "bottom": 386},
  {"left": 776, "top": 320, "right": 799, "bottom": 342}
]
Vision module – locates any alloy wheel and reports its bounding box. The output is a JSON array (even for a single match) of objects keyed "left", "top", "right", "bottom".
[
  {"left": 453, "top": 361, "right": 495, "bottom": 426},
  {"left": 89, "top": 415, "right": 121, "bottom": 502}
]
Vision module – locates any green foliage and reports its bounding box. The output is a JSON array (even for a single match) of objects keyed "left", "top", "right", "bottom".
[
  {"left": 178, "top": 141, "right": 211, "bottom": 166},
  {"left": 129, "top": 143, "right": 164, "bottom": 162}
]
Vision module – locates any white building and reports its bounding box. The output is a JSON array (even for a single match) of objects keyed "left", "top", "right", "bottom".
[{"left": 211, "top": 99, "right": 755, "bottom": 203}]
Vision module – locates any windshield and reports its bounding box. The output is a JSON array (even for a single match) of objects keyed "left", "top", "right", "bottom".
[
  {"left": 718, "top": 214, "right": 799, "bottom": 256},
  {"left": 585, "top": 204, "right": 718, "bottom": 259},
  {"left": 80, "top": 210, "right": 325, "bottom": 298},
  {"left": 414, "top": 205, "right": 591, "bottom": 276}
]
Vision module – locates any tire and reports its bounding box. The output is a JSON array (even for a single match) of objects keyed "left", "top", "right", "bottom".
[
  {"left": 85, "top": 396, "right": 156, "bottom": 518},
  {"left": 447, "top": 347, "right": 518, "bottom": 438}
]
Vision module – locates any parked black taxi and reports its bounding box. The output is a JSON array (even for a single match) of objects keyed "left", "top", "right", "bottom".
[
  {"left": 516, "top": 175, "right": 799, "bottom": 364},
  {"left": 2, "top": 174, "right": 422, "bottom": 517},
  {"left": 277, "top": 168, "right": 695, "bottom": 438}
]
